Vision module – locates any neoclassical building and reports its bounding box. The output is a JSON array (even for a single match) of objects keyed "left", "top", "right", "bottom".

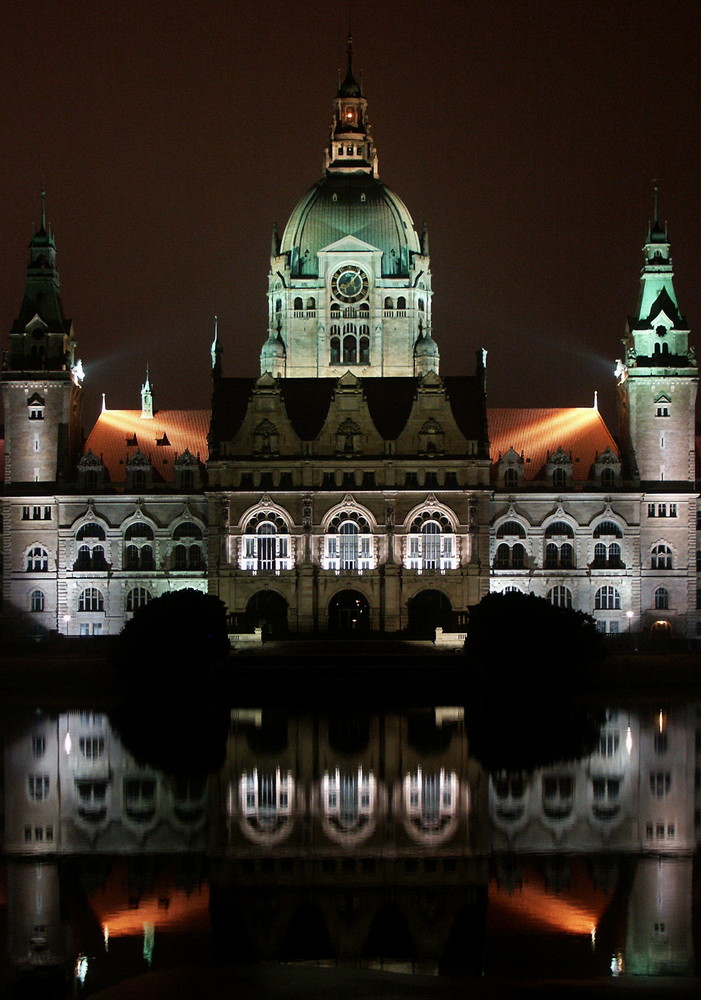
[{"left": 1, "top": 45, "right": 698, "bottom": 641}]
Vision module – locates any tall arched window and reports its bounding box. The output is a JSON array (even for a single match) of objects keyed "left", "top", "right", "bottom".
[
  {"left": 172, "top": 522, "right": 205, "bottom": 571},
  {"left": 30, "top": 590, "right": 45, "bottom": 612},
  {"left": 241, "top": 510, "right": 291, "bottom": 572},
  {"left": 654, "top": 587, "right": 669, "bottom": 610},
  {"left": 124, "top": 522, "right": 155, "bottom": 570},
  {"left": 75, "top": 522, "right": 108, "bottom": 570},
  {"left": 405, "top": 509, "right": 457, "bottom": 571},
  {"left": 324, "top": 510, "right": 373, "bottom": 571}
]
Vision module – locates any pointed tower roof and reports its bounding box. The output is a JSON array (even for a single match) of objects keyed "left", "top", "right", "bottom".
[
  {"left": 632, "top": 182, "right": 684, "bottom": 330},
  {"left": 338, "top": 33, "right": 362, "bottom": 98},
  {"left": 11, "top": 191, "right": 70, "bottom": 336}
]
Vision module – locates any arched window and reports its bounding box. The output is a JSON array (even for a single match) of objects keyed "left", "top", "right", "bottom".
[
  {"left": 493, "top": 541, "right": 525, "bottom": 569},
  {"left": 654, "top": 587, "right": 669, "bottom": 610},
  {"left": 651, "top": 544, "right": 672, "bottom": 569},
  {"left": 241, "top": 510, "right": 291, "bottom": 572},
  {"left": 544, "top": 522, "right": 575, "bottom": 568},
  {"left": 595, "top": 586, "right": 620, "bottom": 610},
  {"left": 126, "top": 587, "right": 151, "bottom": 612},
  {"left": 396, "top": 296, "right": 407, "bottom": 312},
  {"left": 553, "top": 467, "right": 567, "bottom": 488},
  {"left": 306, "top": 296, "right": 316, "bottom": 311},
  {"left": 293, "top": 296, "right": 303, "bottom": 311},
  {"left": 75, "top": 522, "right": 108, "bottom": 570},
  {"left": 324, "top": 510, "right": 373, "bottom": 571},
  {"left": 545, "top": 521, "right": 574, "bottom": 538},
  {"left": 548, "top": 585, "right": 572, "bottom": 609},
  {"left": 405, "top": 509, "right": 457, "bottom": 571},
  {"left": 593, "top": 521, "right": 623, "bottom": 538},
  {"left": 78, "top": 588, "right": 104, "bottom": 613},
  {"left": 124, "top": 522, "right": 155, "bottom": 570},
  {"left": 504, "top": 467, "right": 518, "bottom": 488},
  {"left": 496, "top": 520, "right": 526, "bottom": 538},
  {"left": 601, "top": 467, "right": 615, "bottom": 488},
  {"left": 30, "top": 590, "right": 45, "bottom": 612},
  {"left": 26, "top": 547, "right": 48, "bottom": 572},
  {"left": 321, "top": 768, "right": 376, "bottom": 843}
]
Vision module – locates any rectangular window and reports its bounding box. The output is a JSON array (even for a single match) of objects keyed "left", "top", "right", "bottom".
[
  {"left": 24, "top": 825, "right": 32, "bottom": 842},
  {"left": 648, "top": 503, "right": 656, "bottom": 517},
  {"left": 22, "top": 506, "right": 30, "bottom": 520},
  {"left": 32, "top": 736, "right": 46, "bottom": 758},
  {"left": 646, "top": 822, "right": 653, "bottom": 839},
  {"left": 669, "top": 503, "right": 677, "bottom": 517}
]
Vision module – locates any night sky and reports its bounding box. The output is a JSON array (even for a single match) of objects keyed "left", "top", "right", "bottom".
[{"left": 2, "top": 0, "right": 700, "bottom": 433}]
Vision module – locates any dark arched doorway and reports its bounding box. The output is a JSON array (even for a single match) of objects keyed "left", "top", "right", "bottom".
[
  {"left": 329, "top": 590, "right": 370, "bottom": 633},
  {"left": 246, "top": 590, "right": 288, "bottom": 638},
  {"left": 407, "top": 589, "right": 452, "bottom": 638}
]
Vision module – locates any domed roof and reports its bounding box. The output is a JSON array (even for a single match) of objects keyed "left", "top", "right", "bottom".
[{"left": 280, "top": 172, "right": 421, "bottom": 278}]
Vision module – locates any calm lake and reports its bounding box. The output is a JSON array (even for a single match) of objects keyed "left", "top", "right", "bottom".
[{"left": 1, "top": 667, "right": 699, "bottom": 998}]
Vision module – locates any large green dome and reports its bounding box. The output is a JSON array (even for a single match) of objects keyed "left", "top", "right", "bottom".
[{"left": 280, "top": 172, "right": 421, "bottom": 278}]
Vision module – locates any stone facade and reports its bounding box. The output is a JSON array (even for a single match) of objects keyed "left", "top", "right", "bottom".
[{"left": 1, "top": 54, "right": 698, "bottom": 642}]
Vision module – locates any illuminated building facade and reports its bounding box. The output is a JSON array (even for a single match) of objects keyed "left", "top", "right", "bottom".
[{"left": 1, "top": 45, "right": 698, "bottom": 640}]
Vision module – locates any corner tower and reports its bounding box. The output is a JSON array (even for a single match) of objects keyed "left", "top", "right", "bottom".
[
  {"left": 1, "top": 198, "right": 84, "bottom": 483},
  {"left": 261, "top": 37, "right": 435, "bottom": 379},
  {"left": 616, "top": 195, "right": 697, "bottom": 483}
]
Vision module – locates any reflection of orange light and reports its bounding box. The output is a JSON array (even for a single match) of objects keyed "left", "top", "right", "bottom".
[
  {"left": 488, "top": 863, "right": 611, "bottom": 937},
  {"left": 88, "top": 862, "right": 210, "bottom": 938}
]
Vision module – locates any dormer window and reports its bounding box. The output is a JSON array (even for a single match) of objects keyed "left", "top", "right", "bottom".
[{"left": 27, "top": 393, "right": 45, "bottom": 420}]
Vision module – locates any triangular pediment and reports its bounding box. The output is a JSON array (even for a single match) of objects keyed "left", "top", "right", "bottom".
[{"left": 319, "top": 234, "right": 381, "bottom": 255}]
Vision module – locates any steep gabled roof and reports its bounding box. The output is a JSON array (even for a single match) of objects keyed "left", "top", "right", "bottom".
[
  {"left": 488, "top": 407, "right": 618, "bottom": 481},
  {"left": 83, "top": 410, "right": 210, "bottom": 484}
]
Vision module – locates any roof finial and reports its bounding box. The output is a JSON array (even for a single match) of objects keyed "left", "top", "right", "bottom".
[
  {"left": 40, "top": 187, "right": 46, "bottom": 230},
  {"left": 653, "top": 178, "right": 659, "bottom": 225},
  {"left": 101, "top": 392, "right": 106, "bottom": 413}
]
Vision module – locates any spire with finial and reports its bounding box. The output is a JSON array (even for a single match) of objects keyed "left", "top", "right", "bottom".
[
  {"left": 140, "top": 366, "right": 154, "bottom": 419},
  {"left": 326, "top": 32, "right": 378, "bottom": 177},
  {"left": 211, "top": 315, "right": 223, "bottom": 378}
]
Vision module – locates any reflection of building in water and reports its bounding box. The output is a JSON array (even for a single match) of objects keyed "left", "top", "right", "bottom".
[
  {"left": 488, "top": 704, "right": 698, "bottom": 977},
  {"left": 213, "top": 708, "right": 488, "bottom": 970},
  {"left": 3, "top": 703, "right": 700, "bottom": 977},
  {"left": 3, "top": 709, "right": 209, "bottom": 974}
]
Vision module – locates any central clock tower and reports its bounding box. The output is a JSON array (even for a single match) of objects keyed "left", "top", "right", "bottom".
[{"left": 260, "top": 37, "right": 436, "bottom": 379}]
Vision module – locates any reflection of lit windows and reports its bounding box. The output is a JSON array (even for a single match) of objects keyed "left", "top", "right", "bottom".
[
  {"left": 403, "top": 768, "right": 459, "bottom": 843},
  {"left": 598, "top": 731, "right": 620, "bottom": 757},
  {"left": 321, "top": 768, "right": 376, "bottom": 842},
  {"left": 239, "top": 768, "right": 294, "bottom": 842},
  {"left": 32, "top": 735, "right": 46, "bottom": 758},
  {"left": 124, "top": 779, "right": 156, "bottom": 821},
  {"left": 76, "top": 780, "right": 108, "bottom": 822},
  {"left": 591, "top": 777, "right": 621, "bottom": 819},
  {"left": 173, "top": 776, "right": 206, "bottom": 823},
  {"left": 492, "top": 771, "right": 527, "bottom": 820},
  {"left": 28, "top": 775, "right": 49, "bottom": 801},
  {"left": 542, "top": 774, "right": 574, "bottom": 818},
  {"left": 649, "top": 772, "right": 671, "bottom": 797},
  {"left": 79, "top": 737, "right": 105, "bottom": 760}
]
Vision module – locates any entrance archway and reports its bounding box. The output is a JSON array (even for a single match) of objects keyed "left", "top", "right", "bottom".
[
  {"left": 246, "top": 590, "right": 288, "bottom": 638},
  {"left": 329, "top": 590, "right": 370, "bottom": 633},
  {"left": 407, "top": 589, "right": 452, "bottom": 638}
]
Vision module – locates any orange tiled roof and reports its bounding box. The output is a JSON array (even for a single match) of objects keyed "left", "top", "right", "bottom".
[
  {"left": 83, "top": 409, "right": 210, "bottom": 484},
  {"left": 487, "top": 407, "right": 618, "bottom": 481}
]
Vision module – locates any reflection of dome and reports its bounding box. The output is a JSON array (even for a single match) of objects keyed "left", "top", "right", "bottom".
[{"left": 280, "top": 173, "right": 421, "bottom": 278}]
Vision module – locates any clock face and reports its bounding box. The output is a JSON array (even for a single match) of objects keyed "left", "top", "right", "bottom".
[{"left": 333, "top": 265, "right": 368, "bottom": 303}]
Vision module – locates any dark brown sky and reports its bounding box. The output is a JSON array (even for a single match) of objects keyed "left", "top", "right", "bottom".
[{"left": 2, "top": 0, "right": 700, "bottom": 432}]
